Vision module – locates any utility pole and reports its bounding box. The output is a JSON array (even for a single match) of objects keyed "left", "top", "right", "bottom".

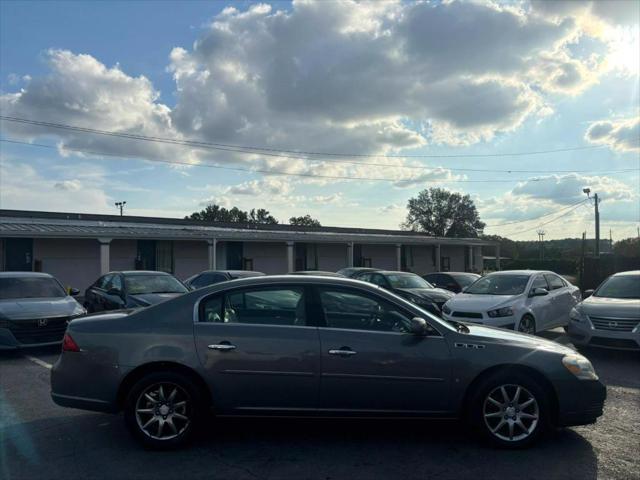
[
  {"left": 115, "top": 201, "right": 127, "bottom": 216},
  {"left": 536, "top": 229, "right": 546, "bottom": 261},
  {"left": 583, "top": 188, "right": 600, "bottom": 258},
  {"left": 580, "top": 231, "right": 586, "bottom": 291}
]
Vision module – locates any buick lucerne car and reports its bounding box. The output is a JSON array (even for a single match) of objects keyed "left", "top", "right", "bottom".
[
  {"left": 84, "top": 271, "right": 188, "bottom": 312},
  {"left": 352, "top": 270, "right": 454, "bottom": 316},
  {"left": 442, "top": 270, "right": 581, "bottom": 333},
  {"left": 568, "top": 270, "right": 640, "bottom": 350},
  {"left": 184, "top": 270, "right": 265, "bottom": 290},
  {"left": 423, "top": 272, "right": 481, "bottom": 294},
  {"left": 0, "top": 272, "right": 85, "bottom": 349},
  {"left": 51, "top": 276, "right": 605, "bottom": 449}
]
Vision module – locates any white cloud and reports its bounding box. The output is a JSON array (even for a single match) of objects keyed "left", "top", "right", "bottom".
[{"left": 585, "top": 116, "right": 640, "bottom": 153}]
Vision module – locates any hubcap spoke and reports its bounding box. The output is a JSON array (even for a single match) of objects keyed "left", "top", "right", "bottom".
[
  {"left": 520, "top": 398, "right": 535, "bottom": 409},
  {"left": 168, "top": 388, "right": 178, "bottom": 403},
  {"left": 158, "top": 385, "right": 166, "bottom": 402},
  {"left": 500, "top": 386, "right": 509, "bottom": 404},
  {"left": 492, "top": 419, "right": 506, "bottom": 433},
  {"left": 166, "top": 417, "right": 177, "bottom": 435},
  {"left": 142, "top": 416, "right": 159, "bottom": 429},
  {"left": 508, "top": 421, "right": 514, "bottom": 440},
  {"left": 157, "top": 420, "right": 165, "bottom": 438},
  {"left": 137, "top": 408, "right": 154, "bottom": 414},
  {"left": 520, "top": 412, "right": 538, "bottom": 420},
  {"left": 485, "top": 411, "right": 503, "bottom": 418},
  {"left": 512, "top": 387, "right": 521, "bottom": 404},
  {"left": 173, "top": 412, "right": 189, "bottom": 422},
  {"left": 144, "top": 393, "right": 156, "bottom": 404},
  {"left": 487, "top": 397, "right": 501, "bottom": 408}
]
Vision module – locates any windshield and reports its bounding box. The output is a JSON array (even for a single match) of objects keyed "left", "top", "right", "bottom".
[
  {"left": 465, "top": 274, "right": 530, "bottom": 295},
  {"left": 124, "top": 275, "right": 188, "bottom": 295},
  {"left": 386, "top": 274, "right": 434, "bottom": 289},
  {"left": 594, "top": 275, "right": 640, "bottom": 299},
  {"left": 451, "top": 274, "right": 480, "bottom": 288},
  {"left": 0, "top": 277, "right": 67, "bottom": 300}
]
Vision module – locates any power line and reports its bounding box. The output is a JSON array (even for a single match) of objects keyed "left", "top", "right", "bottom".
[
  {"left": 0, "top": 115, "right": 626, "bottom": 163},
  {"left": 0, "top": 138, "right": 557, "bottom": 184},
  {"left": 501, "top": 202, "right": 589, "bottom": 237},
  {"left": 485, "top": 199, "right": 589, "bottom": 227}
]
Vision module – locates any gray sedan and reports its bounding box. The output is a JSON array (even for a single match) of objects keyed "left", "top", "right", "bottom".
[
  {"left": 568, "top": 270, "right": 640, "bottom": 350},
  {"left": 51, "top": 276, "right": 606, "bottom": 449},
  {"left": 0, "top": 272, "right": 86, "bottom": 349}
]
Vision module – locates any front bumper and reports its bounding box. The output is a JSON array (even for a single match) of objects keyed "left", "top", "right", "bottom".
[
  {"left": 556, "top": 378, "right": 607, "bottom": 427},
  {"left": 568, "top": 320, "right": 640, "bottom": 351},
  {"left": 0, "top": 327, "right": 64, "bottom": 350}
]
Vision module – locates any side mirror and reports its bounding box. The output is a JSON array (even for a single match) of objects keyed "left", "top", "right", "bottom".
[
  {"left": 68, "top": 287, "right": 80, "bottom": 296},
  {"left": 583, "top": 289, "right": 594, "bottom": 298},
  {"left": 530, "top": 287, "right": 549, "bottom": 297},
  {"left": 409, "top": 317, "right": 428, "bottom": 335},
  {"left": 106, "top": 288, "right": 123, "bottom": 297}
]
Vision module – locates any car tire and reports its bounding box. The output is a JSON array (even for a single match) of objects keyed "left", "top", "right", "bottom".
[
  {"left": 517, "top": 314, "right": 536, "bottom": 334},
  {"left": 470, "top": 370, "right": 550, "bottom": 449},
  {"left": 124, "top": 371, "right": 205, "bottom": 450}
]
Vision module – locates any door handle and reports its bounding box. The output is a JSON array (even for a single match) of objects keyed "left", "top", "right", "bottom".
[
  {"left": 208, "top": 343, "right": 237, "bottom": 351},
  {"left": 328, "top": 348, "right": 357, "bottom": 356}
]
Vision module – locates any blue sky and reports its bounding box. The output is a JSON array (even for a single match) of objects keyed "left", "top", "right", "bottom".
[{"left": 1, "top": 0, "right": 638, "bottom": 240}]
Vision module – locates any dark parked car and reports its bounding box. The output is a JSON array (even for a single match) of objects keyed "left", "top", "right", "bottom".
[
  {"left": 52, "top": 275, "right": 605, "bottom": 449},
  {"left": 184, "top": 270, "right": 265, "bottom": 290},
  {"left": 84, "top": 271, "right": 188, "bottom": 312},
  {"left": 291, "top": 271, "right": 345, "bottom": 277},
  {"left": 336, "top": 267, "right": 379, "bottom": 278},
  {"left": 352, "top": 270, "right": 454, "bottom": 316},
  {"left": 0, "top": 272, "right": 85, "bottom": 349},
  {"left": 424, "top": 272, "right": 481, "bottom": 293}
]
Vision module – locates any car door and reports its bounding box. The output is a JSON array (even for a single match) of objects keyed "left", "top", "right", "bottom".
[
  {"left": 103, "top": 274, "right": 125, "bottom": 310},
  {"left": 315, "top": 286, "right": 452, "bottom": 414},
  {"left": 544, "top": 274, "right": 572, "bottom": 327},
  {"left": 193, "top": 285, "right": 321, "bottom": 413},
  {"left": 526, "top": 274, "right": 553, "bottom": 329},
  {"left": 89, "top": 274, "right": 112, "bottom": 312}
]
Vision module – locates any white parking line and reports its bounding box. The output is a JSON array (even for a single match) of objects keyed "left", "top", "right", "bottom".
[{"left": 24, "top": 355, "right": 53, "bottom": 370}]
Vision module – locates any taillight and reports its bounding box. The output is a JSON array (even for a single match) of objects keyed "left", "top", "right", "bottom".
[{"left": 62, "top": 333, "right": 80, "bottom": 352}]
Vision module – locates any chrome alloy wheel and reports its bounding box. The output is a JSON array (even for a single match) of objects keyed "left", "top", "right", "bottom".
[
  {"left": 135, "top": 383, "right": 191, "bottom": 441},
  {"left": 483, "top": 384, "right": 539, "bottom": 442}
]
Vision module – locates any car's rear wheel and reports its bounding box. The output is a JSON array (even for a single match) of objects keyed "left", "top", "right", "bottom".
[
  {"left": 517, "top": 314, "right": 536, "bottom": 334},
  {"left": 124, "top": 372, "right": 204, "bottom": 449},
  {"left": 470, "top": 371, "right": 550, "bottom": 448}
]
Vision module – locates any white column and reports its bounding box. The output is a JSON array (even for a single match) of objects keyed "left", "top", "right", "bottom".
[
  {"left": 435, "top": 244, "right": 441, "bottom": 271},
  {"left": 396, "top": 244, "right": 402, "bottom": 271},
  {"left": 347, "top": 242, "right": 354, "bottom": 267},
  {"left": 468, "top": 245, "right": 474, "bottom": 272},
  {"left": 286, "top": 241, "right": 295, "bottom": 272},
  {"left": 496, "top": 244, "right": 501, "bottom": 271},
  {"left": 98, "top": 238, "right": 111, "bottom": 275},
  {"left": 208, "top": 238, "right": 217, "bottom": 270}
]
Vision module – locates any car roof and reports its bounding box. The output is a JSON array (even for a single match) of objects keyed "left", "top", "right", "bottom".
[
  {"left": 112, "top": 270, "right": 174, "bottom": 276},
  {"left": 372, "top": 270, "right": 419, "bottom": 276},
  {"left": 611, "top": 270, "right": 640, "bottom": 277},
  {"left": 0, "top": 271, "right": 54, "bottom": 278},
  {"left": 292, "top": 271, "right": 345, "bottom": 276},
  {"left": 197, "top": 270, "right": 265, "bottom": 275},
  {"left": 485, "top": 270, "right": 550, "bottom": 276}
]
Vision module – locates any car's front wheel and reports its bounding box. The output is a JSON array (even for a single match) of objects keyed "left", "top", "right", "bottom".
[
  {"left": 471, "top": 371, "right": 550, "bottom": 448},
  {"left": 517, "top": 314, "right": 536, "bottom": 334},
  {"left": 124, "top": 372, "right": 204, "bottom": 449}
]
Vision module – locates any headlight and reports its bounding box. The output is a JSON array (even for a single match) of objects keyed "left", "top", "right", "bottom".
[
  {"left": 562, "top": 354, "right": 598, "bottom": 380},
  {"left": 569, "top": 307, "right": 584, "bottom": 322},
  {"left": 487, "top": 306, "right": 514, "bottom": 318},
  {"left": 442, "top": 304, "right": 451, "bottom": 315}
]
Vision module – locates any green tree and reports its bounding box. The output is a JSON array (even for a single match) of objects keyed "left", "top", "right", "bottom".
[
  {"left": 613, "top": 237, "right": 640, "bottom": 257},
  {"left": 186, "top": 204, "right": 278, "bottom": 224},
  {"left": 402, "top": 188, "right": 485, "bottom": 237},
  {"left": 249, "top": 208, "right": 279, "bottom": 224},
  {"left": 289, "top": 215, "right": 321, "bottom": 227}
]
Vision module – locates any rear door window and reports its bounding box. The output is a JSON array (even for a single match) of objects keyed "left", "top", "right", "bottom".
[{"left": 206, "top": 287, "right": 307, "bottom": 326}]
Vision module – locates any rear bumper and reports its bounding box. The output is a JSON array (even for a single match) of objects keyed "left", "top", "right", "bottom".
[
  {"left": 50, "top": 351, "right": 126, "bottom": 413},
  {"left": 556, "top": 379, "right": 606, "bottom": 427},
  {"left": 568, "top": 320, "right": 640, "bottom": 351}
]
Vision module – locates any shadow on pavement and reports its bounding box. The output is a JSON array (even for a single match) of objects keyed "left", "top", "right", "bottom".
[{"left": 1, "top": 413, "right": 599, "bottom": 480}]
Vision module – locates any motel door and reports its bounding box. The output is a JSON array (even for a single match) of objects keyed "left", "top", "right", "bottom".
[{"left": 5, "top": 238, "right": 33, "bottom": 271}]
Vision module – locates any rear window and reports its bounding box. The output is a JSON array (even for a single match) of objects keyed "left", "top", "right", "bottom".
[{"left": 0, "top": 277, "right": 67, "bottom": 299}]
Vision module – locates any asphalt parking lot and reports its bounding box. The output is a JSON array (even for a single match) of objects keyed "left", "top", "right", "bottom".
[{"left": 1, "top": 330, "right": 638, "bottom": 480}]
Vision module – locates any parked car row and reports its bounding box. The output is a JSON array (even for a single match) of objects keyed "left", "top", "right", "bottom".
[{"left": 1, "top": 268, "right": 637, "bottom": 351}]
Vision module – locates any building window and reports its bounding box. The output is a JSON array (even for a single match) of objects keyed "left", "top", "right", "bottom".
[
  {"left": 136, "top": 240, "right": 174, "bottom": 273},
  {"left": 243, "top": 258, "right": 254, "bottom": 270}
]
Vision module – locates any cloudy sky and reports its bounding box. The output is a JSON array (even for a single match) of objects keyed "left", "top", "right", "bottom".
[{"left": 0, "top": 0, "right": 638, "bottom": 240}]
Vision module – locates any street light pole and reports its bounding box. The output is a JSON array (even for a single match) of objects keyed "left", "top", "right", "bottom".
[
  {"left": 115, "top": 201, "right": 127, "bottom": 216},
  {"left": 583, "top": 188, "right": 600, "bottom": 258}
]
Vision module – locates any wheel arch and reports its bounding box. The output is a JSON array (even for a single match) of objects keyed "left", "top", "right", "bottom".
[
  {"left": 461, "top": 363, "right": 559, "bottom": 425},
  {"left": 116, "top": 361, "right": 212, "bottom": 411}
]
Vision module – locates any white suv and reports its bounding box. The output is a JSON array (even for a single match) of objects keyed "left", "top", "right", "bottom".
[{"left": 441, "top": 270, "right": 581, "bottom": 334}]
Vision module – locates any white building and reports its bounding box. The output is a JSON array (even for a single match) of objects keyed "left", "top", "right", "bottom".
[{"left": 0, "top": 210, "right": 499, "bottom": 291}]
